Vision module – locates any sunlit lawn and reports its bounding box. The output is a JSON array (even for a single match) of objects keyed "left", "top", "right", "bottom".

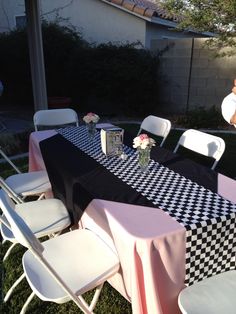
[{"left": 0, "top": 124, "right": 236, "bottom": 313}]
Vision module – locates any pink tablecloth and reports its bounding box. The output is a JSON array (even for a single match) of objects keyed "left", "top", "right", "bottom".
[
  {"left": 80, "top": 200, "right": 186, "bottom": 314},
  {"left": 29, "top": 130, "right": 236, "bottom": 314},
  {"left": 29, "top": 130, "right": 57, "bottom": 171}
]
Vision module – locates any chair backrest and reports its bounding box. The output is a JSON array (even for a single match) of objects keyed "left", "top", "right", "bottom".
[
  {"left": 0, "top": 147, "right": 21, "bottom": 174},
  {"left": 0, "top": 176, "right": 23, "bottom": 204},
  {"left": 33, "top": 108, "right": 79, "bottom": 131},
  {"left": 0, "top": 188, "right": 105, "bottom": 313},
  {"left": 137, "top": 115, "right": 171, "bottom": 147},
  {"left": 0, "top": 189, "right": 44, "bottom": 252},
  {"left": 173, "top": 129, "right": 225, "bottom": 170}
]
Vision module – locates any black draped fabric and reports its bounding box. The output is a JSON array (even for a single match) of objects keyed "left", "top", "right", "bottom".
[
  {"left": 40, "top": 131, "right": 217, "bottom": 224},
  {"left": 150, "top": 146, "right": 217, "bottom": 192},
  {"left": 40, "top": 134, "right": 154, "bottom": 223}
]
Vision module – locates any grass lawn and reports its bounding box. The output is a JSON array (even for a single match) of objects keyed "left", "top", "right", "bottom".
[{"left": 0, "top": 125, "right": 235, "bottom": 313}]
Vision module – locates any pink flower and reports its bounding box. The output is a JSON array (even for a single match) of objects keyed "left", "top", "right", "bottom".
[
  {"left": 139, "top": 134, "right": 149, "bottom": 141},
  {"left": 133, "top": 133, "right": 156, "bottom": 149},
  {"left": 83, "top": 112, "right": 100, "bottom": 124}
]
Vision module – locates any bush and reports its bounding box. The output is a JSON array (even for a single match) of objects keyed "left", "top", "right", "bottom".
[
  {"left": 68, "top": 43, "right": 159, "bottom": 116},
  {"left": 42, "top": 21, "right": 88, "bottom": 97},
  {"left": 0, "top": 130, "right": 32, "bottom": 156},
  {"left": 0, "top": 21, "right": 160, "bottom": 116},
  {"left": 0, "top": 28, "right": 32, "bottom": 106},
  {"left": 175, "top": 106, "right": 225, "bottom": 129}
]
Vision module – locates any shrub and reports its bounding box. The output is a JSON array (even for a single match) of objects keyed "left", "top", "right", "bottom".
[
  {"left": 0, "top": 21, "right": 160, "bottom": 116},
  {"left": 0, "top": 130, "right": 32, "bottom": 156},
  {"left": 68, "top": 43, "right": 159, "bottom": 116},
  {"left": 0, "top": 28, "right": 32, "bottom": 106},
  {"left": 176, "top": 106, "right": 225, "bottom": 129}
]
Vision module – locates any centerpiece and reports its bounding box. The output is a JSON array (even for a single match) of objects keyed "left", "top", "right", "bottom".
[
  {"left": 83, "top": 112, "right": 100, "bottom": 139},
  {"left": 133, "top": 133, "right": 156, "bottom": 172}
]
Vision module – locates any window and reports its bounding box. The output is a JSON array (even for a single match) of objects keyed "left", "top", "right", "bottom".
[{"left": 15, "top": 15, "right": 26, "bottom": 29}]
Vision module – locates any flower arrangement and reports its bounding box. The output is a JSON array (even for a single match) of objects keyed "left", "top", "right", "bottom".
[
  {"left": 83, "top": 112, "right": 100, "bottom": 124},
  {"left": 133, "top": 133, "right": 156, "bottom": 150}
]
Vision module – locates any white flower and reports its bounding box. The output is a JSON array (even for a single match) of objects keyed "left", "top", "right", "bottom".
[
  {"left": 83, "top": 112, "right": 100, "bottom": 124},
  {"left": 133, "top": 134, "right": 156, "bottom": 149}
]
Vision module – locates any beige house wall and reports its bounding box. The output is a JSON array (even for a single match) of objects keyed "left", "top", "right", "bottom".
[
  {"left": 151, "top": 38, "right": 236, "bottom": 114},
  {"left": 0, "top": 0, "right": 25, "bottom": 32},
  {"left": 41, "top": 0, "right": 146, "bottom": 46},
  {"left": 0, "top": 0, "right": 146, "bottom": 45},
  {"left": 0, "top": 0, "right": 203, "bottom": 48}
]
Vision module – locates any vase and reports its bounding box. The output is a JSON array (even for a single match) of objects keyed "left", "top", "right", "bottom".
[
  {"left": 86, "top": 122, "right": 96, "bottom": 139},
  {"left": 138, "top": 147, "right": 151, "bottom": 172}
]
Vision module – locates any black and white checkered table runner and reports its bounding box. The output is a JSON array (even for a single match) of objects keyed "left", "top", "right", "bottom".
[{"left": 57, "top": 126, "right": 236, "bottom": 285}]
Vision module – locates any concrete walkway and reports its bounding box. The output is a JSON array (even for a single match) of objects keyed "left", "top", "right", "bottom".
[{"left": 0, "top": 111, "right": 235, "bottom": 135}]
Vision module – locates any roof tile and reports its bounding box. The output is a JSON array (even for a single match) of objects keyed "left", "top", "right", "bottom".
[
  {"left": 133, "top": 5, "right": 146, "bottom": 16},
  {"left": 110, "top": 0, "right": 124, "bottom": 5},
  {"left": 103, "top": 0, "right": 179, "bottom": 21},
  {"left": 122, "top": 0, "right": 136, "bottom": 11}
]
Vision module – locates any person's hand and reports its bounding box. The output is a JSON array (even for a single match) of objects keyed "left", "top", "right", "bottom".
[{"left": 230, "top": 110, "right": 236, "bottom": 124}]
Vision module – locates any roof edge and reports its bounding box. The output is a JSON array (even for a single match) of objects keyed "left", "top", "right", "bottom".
[{"left": 101, "top": 0, "right": 159, "bottom": 19}]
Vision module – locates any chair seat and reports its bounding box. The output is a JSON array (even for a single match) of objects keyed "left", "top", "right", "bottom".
[
  {"left": 1, "top": 198, "right": 71, "bottom": 242},
  {"left": 23, "top": 229, "right": 120, "bottom": 303},
  {"left": 178, "top": 270, "right": 236, "bottom": 314},
  {"left": 5, "top": 170, "right": 51, "bottom": 197}
]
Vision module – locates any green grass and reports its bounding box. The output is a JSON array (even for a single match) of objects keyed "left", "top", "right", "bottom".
[
  {"left": 0, "top": 240, "right": 132, "bottom": 313},
  {"left": 0, "top": 157, "right": 28, "bottom": 179},
  {"left": 1, "top": 125, "right": 236, "bottom": 313}
]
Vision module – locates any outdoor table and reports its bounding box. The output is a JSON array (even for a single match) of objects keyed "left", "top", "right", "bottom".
[{"left": 29, "top": 126, "right": 236, "bottom": 314}]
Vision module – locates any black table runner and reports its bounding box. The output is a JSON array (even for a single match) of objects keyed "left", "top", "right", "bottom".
[{"left": 40, "top": 133, "right": 155, "bottom": 223}]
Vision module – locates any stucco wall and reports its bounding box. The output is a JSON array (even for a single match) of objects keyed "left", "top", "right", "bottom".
[
  {"left": 151, "top": 38, "right": 236, "bottom": 114},
  {"left": 146, "top": 22, "right": 202, "bottom": 44},
  {"left": 41, "top": 0, "right": 146, "bottom": 46},
  {"left": 0, "top": 0, "right": 200, "bottom": 48},
  {"left": 0, "top": 0, "right": 25, "bottom": 32},
  {"left": 0, "top": 0, "right": 146, "bottom": 45}
]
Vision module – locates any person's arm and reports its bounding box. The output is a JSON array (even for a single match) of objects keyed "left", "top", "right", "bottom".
[
  {"left": 230, "top": 112, "right": 236, "bottom": 124},
  {"left": 232, "top": 86, "right": 236, "bottom": 95},
  {"left": 230, "top": 86, "right": 236, "bottom": 124}
]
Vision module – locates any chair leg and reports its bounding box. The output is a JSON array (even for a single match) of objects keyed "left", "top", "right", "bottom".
[
  {"left": 4, "top": 273, "right": 26, "bottom": 302},
  {"left": 3, "top": 242, "right": 17, "bottom": 261},
  {"left": 89, "top": 283, "right": 103, "bottom": 311},
  {"left": 37, "top": 193, "right": 45, "bottom": 200},
  {"left": 20, "top": 291, "right": 35, "bottom": 314},
  {"left": 48, "top": 230, "right": 62, "bottom": 239}
]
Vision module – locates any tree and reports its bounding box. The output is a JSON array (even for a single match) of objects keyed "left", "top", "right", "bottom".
[{"left": 160, "top": 0, "right": 236, "bottom": 56}]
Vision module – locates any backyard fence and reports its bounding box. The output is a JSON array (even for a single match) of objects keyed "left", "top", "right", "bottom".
[{"left": 151, "top": 38, "right": 236, "bottom": 114}]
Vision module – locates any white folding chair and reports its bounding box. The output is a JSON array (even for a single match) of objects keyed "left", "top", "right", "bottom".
[
  {"left": 173, "top": 129, "right": 225, "bottom": 170},
  {"left": 137, "top": 115, "right": 171, "bottom": 147},
  {"left": 178, "top": 270, "right": 236, "bottom": 314},
  {"left": 33, "top": 108, "right": 79, "bottom": 131},
  {"left": 0, "top": 189, "right": 71, "bottom": 302},
  {"left": 0, "top": 147, "right": 51, "bottom": 201},
  {"left": 0, "top": 189, "right": 120, "bottom": 314}
]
